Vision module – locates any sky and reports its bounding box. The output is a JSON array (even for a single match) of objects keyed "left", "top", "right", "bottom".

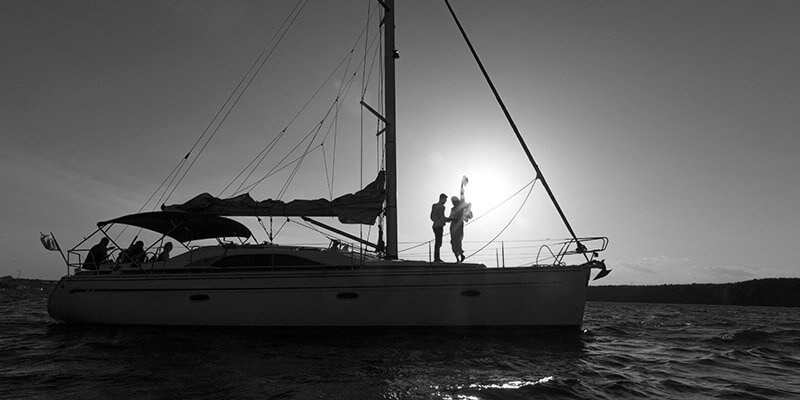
[{"left": 1, "top": 0, "right": 798, "bottom": 285}]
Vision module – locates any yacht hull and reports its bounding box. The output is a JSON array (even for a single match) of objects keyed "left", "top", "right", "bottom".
[{"left": 48, "top": 265, "right": 591, "bottom": 328}]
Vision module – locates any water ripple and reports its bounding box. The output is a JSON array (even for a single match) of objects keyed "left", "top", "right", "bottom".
[{"left": 2, "top": 291, "right": 800, "bottom": 399}]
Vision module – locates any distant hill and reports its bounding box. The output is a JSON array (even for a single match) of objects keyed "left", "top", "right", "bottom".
[{"left": 589, "top": 278, "right": 800, "bottom": 307}]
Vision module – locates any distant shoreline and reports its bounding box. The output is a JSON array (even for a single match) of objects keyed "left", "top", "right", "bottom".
[
  {"left": 3, "top": 276, "right": 799, "bottom": 308},
  {"left": 589, "top": 278, "right": 800, "bottom": 308},
  {"left": 0, "top": 276, "right": 57, "bottom": 291}
]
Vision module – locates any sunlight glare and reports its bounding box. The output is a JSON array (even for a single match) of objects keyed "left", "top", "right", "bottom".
[{"left": 455, "top": 168, "right": 513, "bottom": 218}]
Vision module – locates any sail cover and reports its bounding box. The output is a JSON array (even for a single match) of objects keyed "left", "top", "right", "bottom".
[
  {"left": 98, "top": 211, "right": 252, "bottom": 243},
  {"left": 162, "top": 172, "right": 385, "bottom": 225}
]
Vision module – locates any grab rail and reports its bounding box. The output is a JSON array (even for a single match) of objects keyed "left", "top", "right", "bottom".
[
  {"left": 547, "top": 236, "right": 609, "bottom": 265},
  {"left": 402, "top": 237, "right": 609, "bottom": 267}
]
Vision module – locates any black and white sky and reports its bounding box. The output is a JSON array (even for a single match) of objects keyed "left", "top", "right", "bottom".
[{"left": 2, "top": 0, "right": 798, "bottom": 284}]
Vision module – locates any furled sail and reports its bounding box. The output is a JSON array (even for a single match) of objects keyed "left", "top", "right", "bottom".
[{"left": 162, "top": 172, "right": 385, "bottom": 225}]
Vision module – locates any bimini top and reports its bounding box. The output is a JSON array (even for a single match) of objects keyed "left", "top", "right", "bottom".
[{"left": 98, "top": 211, "right": 252, "bottom": 243}]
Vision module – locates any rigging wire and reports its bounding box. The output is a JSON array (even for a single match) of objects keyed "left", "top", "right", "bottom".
[
  {"left": 327, "top": 36, "right": 361, "bottom": 198},
  {"left": 463, "top": 180, "right": 538, "bottom": 262},
  {"left": 376, "top": 23, "right": 386, "bottom": 174},
  {"left": 237, "top": 2, "right": 382, "bottom": 202},
  {"left": 231, "top": 33, "right": 382, "bottom": 198},
  {"left": 220, "top": 131, "right": 284, "bottom": 196},
  {"left": 359, "top": 3, "right": 368, "bottom": 251},
  {"left": 358, "top": 0, "right": 380, "bottom": 253},
  {"left": 276, "top": 121, "right": 325, "bottom": 200},
  {"left": 463, "top": 178, "right": 536, "bottom": 227},
  {"left": 272, "top": 217, "right": 290, "bottom": 240},
  {"left": 114, "top": 158, "right": 187, "bottom": 240},
  {"left": 236, "top": 143, "right": 323, "bottom": 192},
  {"left": 324, "top": 46, "right": 359, "bottom": 198},
  {"left": 276, "top": 67, "right": 359, "bottom": 200},
  {"left": 274, "top": 54, "right": 367, "bottom": 201},
  {"left": 136, "top": 2, "right": 383, "bottom": 246},
  {"left": 224, "top": 22, "right": 382, "bottom": 198},
  {"left": 289, "top": 218, "right": 339, "bottom": 243},
  {"left": 260, "top": 3, "right": 379, "bottom": 247},
  {"left": 162, "top": 0, "right": 310, "bottom": 204},
  {"left": 359, "top": 0, "right": 381, "bottom": 187},
  {"left": 272, "top": 48, "right": 380, "bottom": 199},
  {"left": 322, "top": 143, "right": 332, "bottom": 197}
]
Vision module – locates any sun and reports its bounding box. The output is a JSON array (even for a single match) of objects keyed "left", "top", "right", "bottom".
[{"left": 455, "top": 169, "right": 515, "bottom": 218}]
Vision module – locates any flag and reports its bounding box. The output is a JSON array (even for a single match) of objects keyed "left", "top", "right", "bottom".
[{"left": 40, "top": 232, "right": 60, "bottom": 251}]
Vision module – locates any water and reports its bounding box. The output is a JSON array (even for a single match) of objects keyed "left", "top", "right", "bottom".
[{"left": 2, "top": 288, "right": 799, "bottom": 399}]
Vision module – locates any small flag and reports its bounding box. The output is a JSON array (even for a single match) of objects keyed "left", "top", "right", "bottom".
[{"left": 40, "top": 232, "right": 60, "bottom": 251}]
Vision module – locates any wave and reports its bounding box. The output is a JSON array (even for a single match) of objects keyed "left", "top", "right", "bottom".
[{"left": 4, "top": 291, "right": 800, "bottom": 399}]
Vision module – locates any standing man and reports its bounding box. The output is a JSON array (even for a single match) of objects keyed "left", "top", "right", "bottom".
[{"left": 430, "top": 193, "right": 448, "bottom": 262}]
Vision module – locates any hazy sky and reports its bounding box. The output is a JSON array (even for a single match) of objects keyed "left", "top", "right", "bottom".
[{"left": 1, "top": 0, "right": 798, "bottom": 285}]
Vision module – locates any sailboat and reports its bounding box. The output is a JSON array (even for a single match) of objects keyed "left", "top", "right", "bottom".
[{"left": 47, "top": 0, "right": 610, "bottom": 328}]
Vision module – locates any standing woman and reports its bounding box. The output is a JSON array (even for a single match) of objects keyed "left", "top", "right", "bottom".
[
  {"left": 448, "top": 176, "right": 473, "bottom": 262},
  {"left": 448, "top": 197, "right": 465, "bottom": 262}
]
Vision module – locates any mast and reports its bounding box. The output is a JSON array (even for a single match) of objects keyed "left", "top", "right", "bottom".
[{"left": 383, "top": 0, "right": 398, "bottom": 259}]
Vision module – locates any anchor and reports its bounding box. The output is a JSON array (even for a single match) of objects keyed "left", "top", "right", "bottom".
[{"left": 588, "top": 259, "right": 612, "bottom": 281}]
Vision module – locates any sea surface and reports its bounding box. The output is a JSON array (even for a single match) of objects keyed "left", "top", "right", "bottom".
[{"left": 2, "top": 288, "right": 799, "bottom": 399}]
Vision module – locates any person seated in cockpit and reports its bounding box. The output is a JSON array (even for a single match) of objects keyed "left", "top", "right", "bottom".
[
  {"left": 83, "top": 237, "right": 110, "bottom": 270},
  {"left": 152, "top": 242, "right": 173, "bottom": 262},
  {"left": 118, "top": 241, "right": 146, "bottom": 265}
]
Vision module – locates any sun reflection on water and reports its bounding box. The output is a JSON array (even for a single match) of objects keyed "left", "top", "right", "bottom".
[{"left": 434, "top": 376, "right": 556, "bottom": 399}]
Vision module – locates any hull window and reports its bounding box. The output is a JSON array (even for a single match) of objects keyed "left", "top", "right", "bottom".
[{"left": 189, "top": 294, "right": 210, "bottom": 302}]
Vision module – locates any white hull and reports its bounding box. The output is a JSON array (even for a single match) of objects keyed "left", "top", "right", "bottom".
[{"left": 48, "top": 264, "right": 591, "bottom": 328}]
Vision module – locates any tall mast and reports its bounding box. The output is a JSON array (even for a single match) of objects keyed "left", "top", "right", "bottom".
[{"left": 383, "top": 0, "right": 398, "bottom": 259}]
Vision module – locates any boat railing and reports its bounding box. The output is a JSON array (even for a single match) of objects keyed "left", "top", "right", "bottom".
[
  {"left": 538, "top": 236, "right": 608, "bottom": 265},
  {"left": 66, "top": 247, "right": 122, "bottom": 275},
  {"left": 400, "top": 237, "right": 608, "bottom": 267},
  {"left": 65, "top": 238, "right": 607, "bottom": 274},
  {"left": 66, "top": 245, "right": 178, "bottom": 275},
  {"left": 65, "top": 249, "right": 83, "bottom": 275}
]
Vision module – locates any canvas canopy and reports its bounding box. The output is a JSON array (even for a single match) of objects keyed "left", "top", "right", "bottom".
[
  {"left": 162, "top": 172, "right": 385, "bottom": 225},
  {"left": 98, "top": 211, "right": 252, "bottom": 243}
]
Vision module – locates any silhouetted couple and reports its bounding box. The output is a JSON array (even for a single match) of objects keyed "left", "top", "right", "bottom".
[{"left": 430, "top": 193, "right": 472, "bottom": 263}]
